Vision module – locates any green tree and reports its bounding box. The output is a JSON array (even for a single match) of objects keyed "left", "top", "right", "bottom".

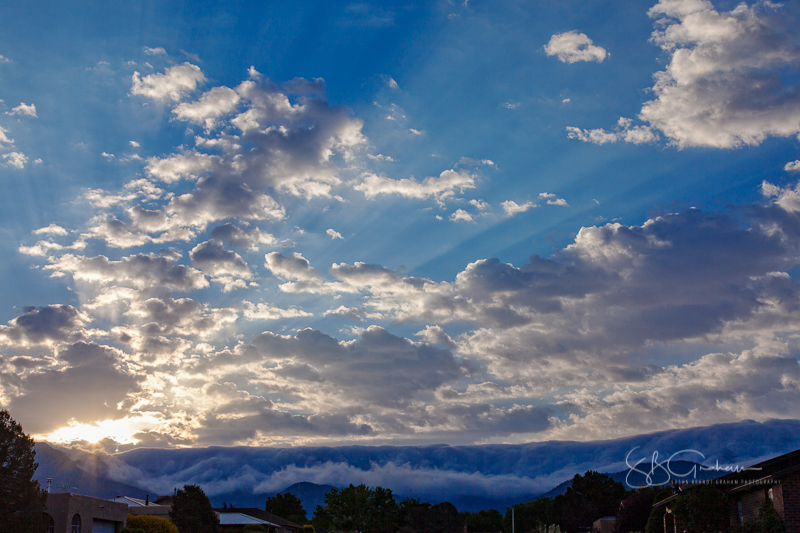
[
  {"left": 741, "top": 498, "right": 784, "bottom": 533},
  {"left": 615, "top": 488, "right": 658, "bottom": 533},
  {"left": 313, "top": 484, "right": 400, "bottom": 533},
  {"left": 169, "top": 484, "right": 220, "bottom": 533},
  {"left": 265, "top": 492, "right": 308, "bottom": 524},
  {"left": 644, "top": 489, "right": 672, "bottom": 533},
  {"left": 464, "top": 509, "right": 504, "bottom": 532},
  {"left": 0, "top": 409, "right": 47, "bottom": 533},
  {"left": 554, "top": 471, "right": 626, "bottom": 533},
  {"left": 673, "top": 483, "right": 729, "bottom": 533},
  {"left": 504, "top": 497, "right": 556, "bottom": 533}
]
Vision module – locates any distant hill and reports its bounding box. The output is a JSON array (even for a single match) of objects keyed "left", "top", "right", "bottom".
[
  {"left": 541, "top": 460, "right": 719, "bottom": 497},
  {"left": 280, "top": 482, "right": 337, "bottom": 514},
  {"left": 33, "top": 442, "right": 148, "bottom": 499}
]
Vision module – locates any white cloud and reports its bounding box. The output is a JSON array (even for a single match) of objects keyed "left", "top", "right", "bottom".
[
  {"left": 356, "top": 169, "right": 475, "bottom": 203},
  {"left": 785, "top": 160, "right": 800, "bottom": 172},
  {"left": 144, "top": 47, "right": 166, "bottom": 55},
  {"left": 450, "top": 209, "right": 473, "bottom": 222},
  {"left": 0, "top": 54, "right": 10, "bottom": 63},
  {"left": 387, "top": 77, "right": 399, "bottom": 89},
  {"left": 130, "top": 141, "right": 140, "bottom": 148},
  {"left": 503, "top": 101, "right": 520, "bottom": 109},
  {"left": 409, "top": 128, "right": 424, "bottom": 135},
  {"left": 470, "top": 199, "right": 490, "bottom": 211},
  {"left": 34, "top": 224, "right": 68, "bottom": 236},
  {"left": 367, "top": 153, "right": 394, "bottom": 162},
  {"left": 172, "top": 86, "right": 240, "bottom": 129},
  {"left": 539, "top": 192, "right": 569, "bottom": 207},
  {"left": 8, "top": 102, "right": 37, "bottom": 117},
  {"left": 242, "top": 301, "right": 312, "bottom": 320},
  {"left": 101, "top": 152, "right": 115, "bottom": 159},
  {"left": 0, "top": 125, "right": 13, "bottom": 145},
  {"left": 131, "top": 63, "right": 205, "bottom": 102},
  {"left": 501, "top": 200, "right": 535, "bottom": 216},
  {"left": 638, "top": 0, "right": 800, "bottom": 148},
  {"left": 326, "top": 228, "right": 344, "bottom": 240},
  {"left": 3, "top": 151, "right": 27, "bottom": 168},
  {"left": 544, "top": 31, "right": 608, "bottom": 63},
  {"left": 567, "top": 117, "right": 658, "bottom": 145}
]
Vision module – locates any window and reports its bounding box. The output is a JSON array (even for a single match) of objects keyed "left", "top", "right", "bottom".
[
  {"left": 71, "top": 514, "right": 82, "bottom": 533},
  {"left": 44, "top": 514, "right": 54, "bottom": 533},
  {"left": 768, "top": 488, "right": 774, "bottom": 502}
]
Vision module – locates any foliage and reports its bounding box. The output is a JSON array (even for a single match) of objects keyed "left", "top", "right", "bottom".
[
  {"left": 265, "top": 492, "right": 308, "bottom": 524},
  {"left": 740, "top": 498, "right": 784, "bottom": 533},
  {"left": 553, "top": 471, "right": 626, "bottom": 533},
  {"left": 312, "top": 484, "right": 400, "bottom": 533},
  {"left": 504, "top": 497, "right": 556, "bottom": 533},
  {"left": 644, "top": 489, "right": 672, "bottom": 533},
  {"left": 243, "top": 526, "right": 267, "bottom": 532},
  {"left": 0, "top": 410, "right": 47, "bottom": 533},
  {"left": 463, "top": 509, "right": 503, "bottom": 532},
  {"left": 615, "top": 488, "right": 658, "bottom": 533},
  {"left": 169, "top": 484, "right": 220, "bottom": 533},
  {"left": 303, "top": 525, "right": 316, "bottom": 533},
  {"left": 673, "top": 483, "right": 729, "bottom": 533},
  {"left": 400, "top": 499, "right": 460, "bottom": 533},
  {"left": 127, "top": 515, "right": 179, "bottom": 533}
]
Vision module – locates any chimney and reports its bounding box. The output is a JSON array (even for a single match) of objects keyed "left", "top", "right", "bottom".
[
  {"left": 146, "top": 495, "right": 149, "bottom": 506},
  {"left": 46, "top": 479, "right": 52, "bottom": 493}
]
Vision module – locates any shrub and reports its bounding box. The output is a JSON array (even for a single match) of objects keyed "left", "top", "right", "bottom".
[{"left": 127, "top": 515, "right": 179, "bottom": 533}]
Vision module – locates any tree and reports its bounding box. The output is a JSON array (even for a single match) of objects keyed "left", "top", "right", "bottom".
[
  {"left": 615, "top": 489, "right": 658, "bottom": 533},
  {"left": 265, "top": 492, "right": 308, "bottom": 524},
  {"left": 169, "top": 484, "right": 220, "bottom": 533},
  {"left": 126, "top": 515, "right": 179, "bottom": 533},
  {"left": 504, "top": 497, "right": 556, "bottom": 533},
  {"left": 553, "top": 471, "right": 626, "bottom": 533},
  {"left": 313, "top": 484, "right": 400, "bottom": 533},
  {"left": 644, "top": 489, "right": 672, "bottom": 533},
  {"left": 673, "top": 483, "right": 729, "bottom": 533},
  {"left": 741, "top": 498, "right": 784, "bottom": 533},
  {"left": 463, "top": 509, "right": 504, "bottom": 532},
  {"left": 0, "top": 409, "right": 47, "bottom": 533}
]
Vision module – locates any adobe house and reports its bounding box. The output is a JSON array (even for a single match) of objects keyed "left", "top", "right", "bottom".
[{"left": 44, "top": 493, "right": 128, "bottom": 533}]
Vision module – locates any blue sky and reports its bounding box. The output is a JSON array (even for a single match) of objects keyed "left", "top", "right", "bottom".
[{"left": 1, "top": 0, "right": 800, "bottom": 449}]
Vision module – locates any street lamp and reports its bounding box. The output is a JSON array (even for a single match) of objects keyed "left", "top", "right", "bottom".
[{"left": 507, "top": 506, "right": 515, "bottom": 533}]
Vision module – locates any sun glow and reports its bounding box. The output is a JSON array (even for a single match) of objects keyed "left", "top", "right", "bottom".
[{"left": 36, "top": 416, "right": 161, "bottom": 446}]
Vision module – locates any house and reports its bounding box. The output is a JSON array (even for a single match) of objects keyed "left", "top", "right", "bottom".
[
  {"left": 717, "top": 448, "right": 800, "bottom": 533},
  {"left": 591, "top": 517, "right": 615, "bottom": 533},
  {"left": 113, "top": 496, "right": 171, "bottom": 519},
  {"left": 215, "top": 507, "right": 304, "bottom": 533},
  {"left": 44, "top": 493, "right": 128, "bottom": 533},
  {"left": 652, "top": 447, "right": 800, "bottom": 533},
  {"left": 217, "top": 511, "right": 277, "bottom": 532}
]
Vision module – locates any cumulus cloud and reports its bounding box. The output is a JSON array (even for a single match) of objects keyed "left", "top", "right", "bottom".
[
  {"left": 242, "top": 301, "right": 312, "bottom": 320},
  {"left": 0, "top": 125, "right": 13, "bottom": 145},
  {"left": 172, "top": 86, "right": 240, "bottom": 129},
  {"left": 3, "top": 151, "right": 27, "bottom": 168},
  {"left": 7, "top": 102, "right": 37, "bottom": 117},
  {"left": 450, "top": 209, "right": 473, "bottom": 222},
  {"left": 131, "top": 63, "right": 206, "bottom": 102},
  {"left": 326, "top": 228, "right": 343, "bottom": 240},
  {"left": 501, "top": 200, "right": 535, "bottom": 216},
  {"left": 539, "top": 192, "right": 569, "bottom": 207},
  {"left": 640, "top": 0, "right": 800, "bottom": 148},
  {"left": 544, "top": 31, "right": 608, "bottom": 63},
  {"left": 785, "top": 161, "right": 800, "bottom": 172},
  {"left": 208, "top": 223, "right": 276, "bottom": 249},
  {"left": 34, "top": 224, "right": 69, "bottom": 236},
  {"left": 567, "top": 117, "right": 658, "bottom": 145},
  {"left": 144, "top": 47, "right": 167, "bottom": 55},
  {"left": 356, "top": 169, "right": 476, "bottom": 204},
  {"left": 189, "top": 240, "right": 252, "bottom": 291},
  {"left": 0, "top": 305, "right": 86, "bottom": 347}
]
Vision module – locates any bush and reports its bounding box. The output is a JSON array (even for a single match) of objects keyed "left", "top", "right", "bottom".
[{"left": 127, "top": 515, "right": 179, "bottom": 533}]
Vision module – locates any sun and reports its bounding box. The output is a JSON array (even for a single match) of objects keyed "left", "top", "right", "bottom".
[{"left": 35, "top": 416, "right": 161, "bottom": 447}]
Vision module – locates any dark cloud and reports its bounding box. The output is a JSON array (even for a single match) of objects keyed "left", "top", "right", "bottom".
[
  {"left": 8, "top": 341, "right": 143, "bottom": 434},
  {"left": 0, "top": 305, "right": 85, "bottom": 346}
]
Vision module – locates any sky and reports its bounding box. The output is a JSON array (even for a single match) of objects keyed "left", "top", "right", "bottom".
[{"left": 1, "top": 0, "right": 800, "bottom": 450}]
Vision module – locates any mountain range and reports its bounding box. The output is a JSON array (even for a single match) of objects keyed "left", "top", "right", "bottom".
[{"left": 34, "top": 419, "right": 800, "bottom": 512}]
